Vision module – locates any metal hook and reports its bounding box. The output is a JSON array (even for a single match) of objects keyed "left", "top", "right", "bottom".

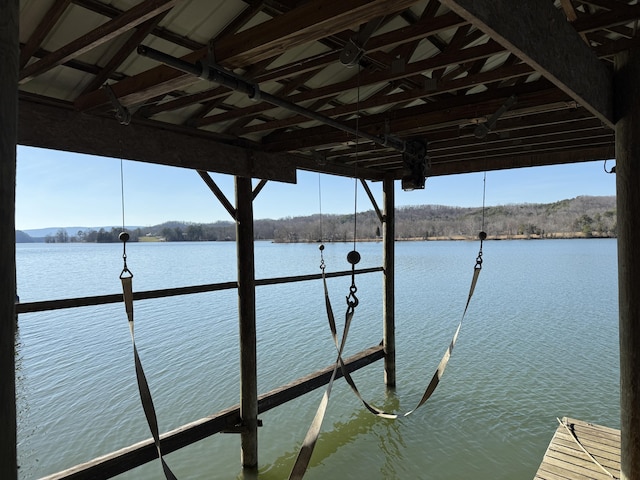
[{"left": 346, "top": 284, "right": 359, "bottom": 308}]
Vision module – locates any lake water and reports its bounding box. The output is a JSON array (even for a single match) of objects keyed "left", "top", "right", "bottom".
[{"left": 15, "top": 239, "right": 620, "bottom": 479}]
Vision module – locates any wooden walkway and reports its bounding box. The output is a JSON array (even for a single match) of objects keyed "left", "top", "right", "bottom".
[{"left": 535, "top": 417, "right": 620, "bottom": 480}]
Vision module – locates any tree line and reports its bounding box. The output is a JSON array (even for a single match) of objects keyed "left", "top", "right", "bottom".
[{"left": 32, "top": 195, "right": 616, "bottom": 244}]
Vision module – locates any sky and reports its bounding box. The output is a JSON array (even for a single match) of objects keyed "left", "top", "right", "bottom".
[{"left": 14, "top": 145, "right": 617, "bottom": 231}]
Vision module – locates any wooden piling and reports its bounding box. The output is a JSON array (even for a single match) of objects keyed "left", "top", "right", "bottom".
[
  {"left": 0, "top": 1, "right": 19, "bottom": 478},
  {"left": 615, "top": 45, "right": 640, "bottom": 480},
  {"left": 383, "top": 175, "right": 396, "bottom": 387},
  {"left": 235, "top": 176, "right": 258, "bottom": 469}
]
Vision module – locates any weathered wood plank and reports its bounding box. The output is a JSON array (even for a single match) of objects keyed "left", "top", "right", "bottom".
[
  {"left": 0, "top": 1, "right": 19, "bottom": 478},
  {"left": 541, "top": 455, "right": 615, "bottom": 480},
  {"left": 15, "top": 267, "right": 383, "bottom": 315},
  {"left": 556, "top": 427, "right": 622, "bottom": 448},
  {"left": 535, "top": 418, "right": 620, "bottom": 480},
  {"left": 439, "top": 0, "right": 614, "bottom": 129},
  {"left": 547, "top": 443, "right": 620, "bottom": 471},
  {"left": 235, "top": 176, "right": 259, "bottom": 468},
  {"left": 551, "top": 435, "right": 621, "bottom": 461},
  {"left": 39, "top": 345, "right": 385, "bottom": 480},
  {"left": 615, "top": 44, "right": 640, "bottom": 480},
  {"left": 429, "top": 145, "right": 614, "bottom": 177},
  {"left": 17, "top": 97, "right": 297, "bottom": 184},
  {"left": 383, "top": 176, "right": 395, "bottom": 387}
]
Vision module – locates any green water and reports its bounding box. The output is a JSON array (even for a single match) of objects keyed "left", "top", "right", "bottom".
[{"left": 15, "top": 239, "right": 619, "bottom": 479}]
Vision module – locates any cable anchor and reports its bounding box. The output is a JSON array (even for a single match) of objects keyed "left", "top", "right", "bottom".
[
  {"left": 103, "top": 84, "right": 131, "bottom": 126},
  {"left": 475, "top": 231, "right": 486, "bottom": 270},
  {"left": 119, "top": 231, "right": 132, "bottom": 278}
]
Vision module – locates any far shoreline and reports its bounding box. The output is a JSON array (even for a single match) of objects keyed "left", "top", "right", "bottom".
[{"left": 273, "top": 232, "right": 616, "bottom": 244}]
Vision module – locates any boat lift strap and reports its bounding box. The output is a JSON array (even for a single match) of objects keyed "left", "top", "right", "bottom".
[
  {"left": 290, "top": 238, "right": 484, "bottom": 479},
  {"left": 120, "top": 234, "right": 177, "bottom": 480}
]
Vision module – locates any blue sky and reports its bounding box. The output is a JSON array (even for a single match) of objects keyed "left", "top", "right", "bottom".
[{"left": 15, "top": 145, "right": 616, "bottom": 231}]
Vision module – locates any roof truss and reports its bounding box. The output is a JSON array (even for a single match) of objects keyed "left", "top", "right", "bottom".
[{"left": 16, "top": 0, "right": 640, "bottom": 182}]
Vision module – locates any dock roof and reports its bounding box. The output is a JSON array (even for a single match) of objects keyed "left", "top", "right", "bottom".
[{"left": 17, "top": 0, "right": 634, "bottom": 183}]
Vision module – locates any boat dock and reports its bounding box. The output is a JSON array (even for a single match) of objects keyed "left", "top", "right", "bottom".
[{"left": 535, "top": 417, "right": 620, "bottom": 480}]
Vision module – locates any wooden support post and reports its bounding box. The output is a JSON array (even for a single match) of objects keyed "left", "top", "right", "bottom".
[
  {"left": 382, "top": 175, "right": 396, "bottom": 387},
  {"left": 0, "top": 1, "right": 19, "bottom": 478},
  {"left": 235, "top": 176, "right": 258, "bottom": 469},
  {"left": 615, "top": 45, "right": 640, "bottom": 480}
]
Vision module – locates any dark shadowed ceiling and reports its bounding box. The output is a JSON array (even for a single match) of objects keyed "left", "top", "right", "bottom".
[{"left": 17, "top": 0, "right": 637, "bottom": 185}]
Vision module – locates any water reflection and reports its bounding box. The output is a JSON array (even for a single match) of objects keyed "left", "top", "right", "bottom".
[{"left": 254, "top": 391, "right": 401, "bottom": 479}]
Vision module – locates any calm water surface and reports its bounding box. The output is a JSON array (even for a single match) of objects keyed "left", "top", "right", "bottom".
[{"left": 15, "top": 239, "right": 619, "bottom": 479}]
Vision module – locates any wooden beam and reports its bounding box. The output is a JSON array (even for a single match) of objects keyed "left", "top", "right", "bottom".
[
  {"left": 192, "top": 40, "right": 505, "bottom": 128},
  {"left": 80, "top": 11, "right": 169, "bottom": 95},
  {"left": 238, "top": 62, "right": 534, "bottom": 135},
  {"left": 197, "top": 170, "right": 237, "bottom": 220},
  {"left": 573, "top": 3, "right": 640, "bottom": 34},
  {"left": 18, "top": 98, "right": 297, "bottom": 183},
  {"left": 559, "top": 0, "right": 578, "bottom": 22},
  {"left": 432, "top": 124, "right": 612, "bottom": 159},
  {"left": 0, "top": 2, "right": 18, "bottom": 479},
  {"left": 19, "top": 0, "right": 71, "bottom": 69},
  {"left": 614, "top": 45, "right": 640, "bottom": 480},
  {"left": 428, "top": 145, "right": 613, "bottom": 176},
  {"left": 432, "top": 133, "right": 614, "bottom": 165},
  {"left": 382, "top": 176, "right": 395, "bottom": 387},
  {"left": 214, "top": 0, "right": 424, "bottom": 68},
  {"left": 74, "top": 0, "right": 422, "bottom": 111},
  {"left": 439, "top": 0, "right": 614, "bottom": 128},
  {"left": 70, "top": 0, "right": 203, "bottom": 51},
  {"left": 73, "top": 0, "right": 263, "bottom": 111},
  {"left": 235, "top": 176, "right": 258, "bottom": 469},
  {"left": 16, "top": 267, "right": 383, "bottom": 315},
  {"left": 39, "top": 345, "right": 384, "bottom": 480},
  {"left": 19, "top": 0, "right": 182, "bottom": 84},
  {"left": 261, "top": 82, "right": 569, "bottom": 152}
]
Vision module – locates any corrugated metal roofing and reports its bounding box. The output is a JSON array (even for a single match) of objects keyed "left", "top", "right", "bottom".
[{"left": 16, "top": 0, "right": 634, "bottom": 182}]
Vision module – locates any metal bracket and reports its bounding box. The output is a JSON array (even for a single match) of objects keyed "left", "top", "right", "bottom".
[
  {"left": 340, "top": 16, "right": 385, "bottom": 67},
  {"left": 221, "top": 418, "right": 263, "bottom": 434},
  {"left": 312, "top": 150, "right": 327, "bottom": 166},
  {"left": 102, "top": 84, "right": 131, "bottom": 126},
  {"left": 340, "top": 38, "right": 366, "bottom": 68},
  {"left": 474, "top": 95, "right": 517, "bottom": 139}
]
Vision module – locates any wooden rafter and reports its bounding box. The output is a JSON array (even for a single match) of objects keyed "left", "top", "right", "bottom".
[
  {"left": 19, "top": 0, "right": 183, "bottom": 84},
  {"left": 560, "top": 0, "right": 579, "bottom": 22},
  {"left": 239, "top": 63, "right": 535, "bottom": 136},
  {"left": 19, "top": 0, "right": 72, "bottom": 69},
  {"left": 260, "top": 82, "right": 570, "bottom": 152},
  {"left": 14, "top": 0, "right": 633, "bottom": 182},
  {"left": 71, "top": 0, "right": 204, "bottom": 51},
  {"left": 74, "top": 0, "right": 423, "bottom": 111},
  {"left": 75, "top": 1, "right": 264, "bottom": 112},
  {"left": 191, "top": 40, "right": 504, "bottom": 128},
  {"left": 80, "top": 11, "right": 170, "bottom": 95},
  {"left": 439, "top": 0, "right": 614, "bottom": 128}
]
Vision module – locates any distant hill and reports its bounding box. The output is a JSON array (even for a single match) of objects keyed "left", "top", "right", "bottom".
[
  {"left": 16, "top": 226, "right": 140, "bottom": 243},
  {"left": 259, "top": 195, "right": 617, "bottom": 242},
  {"left": 15, "top": 231, "right": 35, "bottom": 243},
  {"left": 15, "top": 196, "right": 616, "bottom": 244},
  {"left": 21, "top": 226, "right": 107, "bottom": 238}
]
